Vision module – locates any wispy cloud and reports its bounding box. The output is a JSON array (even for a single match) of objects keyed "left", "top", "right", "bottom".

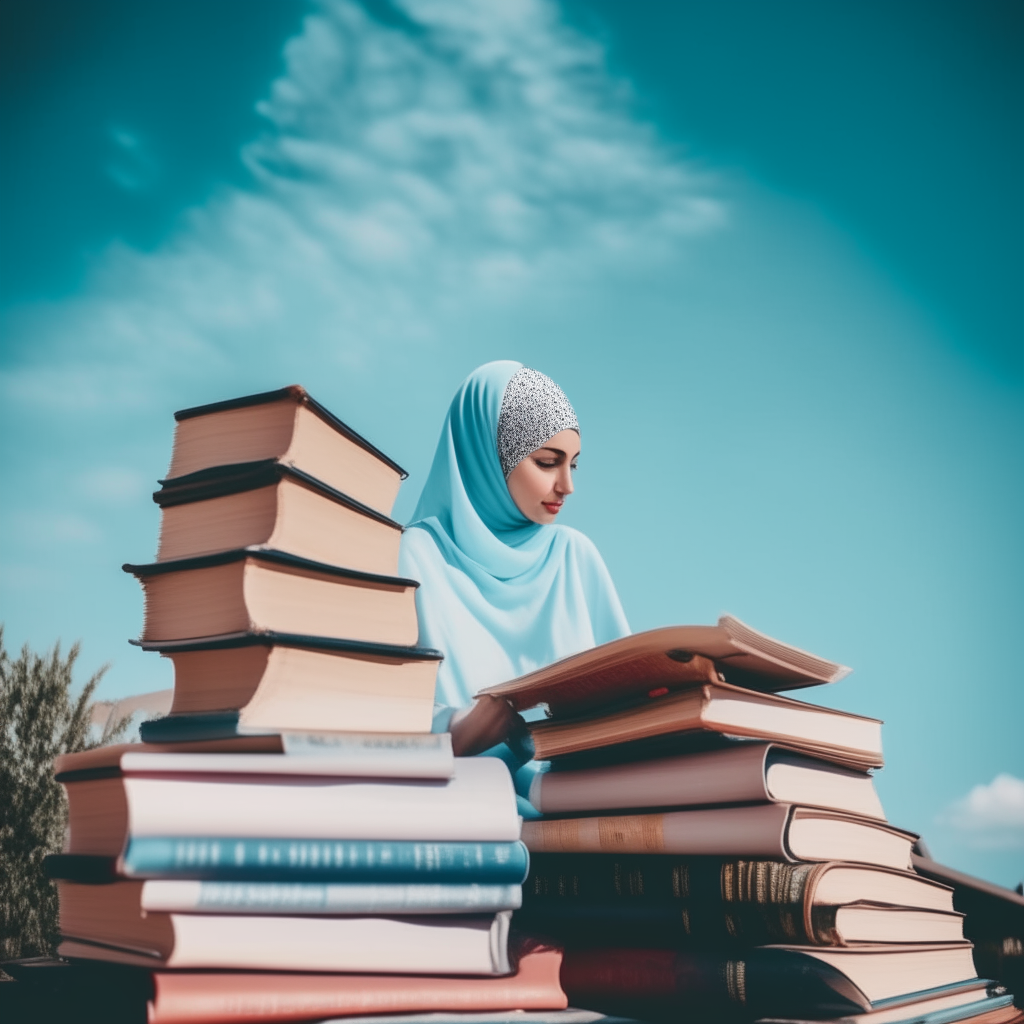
[
  {"left": 939, "top": 774, "right": 1024, "bottom": 849},
  {"left": 0, "top": 0, "right": 722, "bottom": 415}
]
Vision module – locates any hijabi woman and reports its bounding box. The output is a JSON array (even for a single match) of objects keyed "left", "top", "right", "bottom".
[{"left": 398, "top": 361, "right": 630, "bottom": 758}]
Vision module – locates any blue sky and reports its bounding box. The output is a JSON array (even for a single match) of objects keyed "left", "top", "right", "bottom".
[{"left": 1, "top": 0, "right": 1021, "bottom": 886}]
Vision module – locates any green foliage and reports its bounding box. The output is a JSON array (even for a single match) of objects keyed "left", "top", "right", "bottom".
[{"left": 0, "top": 628, "right": 127, "bottom": 960}]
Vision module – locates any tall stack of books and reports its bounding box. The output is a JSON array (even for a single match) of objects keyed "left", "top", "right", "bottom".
[
  {"left": 481, "top": 621, "right": 1022, "bottom": 1023},
  {"left": 43, "top": 387, "right": 571, "bottom": 1024}
]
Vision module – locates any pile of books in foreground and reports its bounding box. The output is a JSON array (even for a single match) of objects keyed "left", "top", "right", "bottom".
[
  {"left": 478, "top": 619, "right": 1024, "bottom": 1023},
  {"left": 10, "top": 384, "right": 1020, "bottom": 1024},
  {"left": 37, "top": 388, "right": 566, "bottom": 1022}
]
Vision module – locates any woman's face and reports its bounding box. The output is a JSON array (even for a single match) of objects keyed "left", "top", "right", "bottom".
[{"left": 506, "top": 428, "right": 580, "bottom": 525}]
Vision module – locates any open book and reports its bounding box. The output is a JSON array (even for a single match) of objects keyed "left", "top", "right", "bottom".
[{"left": 480, "top": 614, "right": 851, "bottom": 715}]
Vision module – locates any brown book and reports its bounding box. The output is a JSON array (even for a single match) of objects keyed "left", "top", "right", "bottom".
[
  {"left": 480, "top": 615, "right": 851, "bottom": 712},
  {"left": 155, "top": 461, "right": 404, "bottom": 574},
  {"left": 131, "top": 633, "right": 442, "bottom": 733},
  {"left": 530, "top": 743, "right": 885, "bottom": 818},
  {"left": 558, "top": 945, "right": 978, "bottom": 1019},
  {"left": 124, "top": 549, "right": 420, "bottom": 647},
  {"left": 522, "top": 805, "right": 917, "bottom": 870},
  {"left": 165, "top": 385, "right": 406, "bottom": 517},
  {"left": 523, "top": 855, "right": 958, "bottom": 946},
  {"left": 519, "top": 680, "right": 883, "bottom": 769}
]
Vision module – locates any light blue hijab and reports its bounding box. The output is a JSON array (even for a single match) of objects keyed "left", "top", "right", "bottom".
[{"left": 399, "top": 360, "right": 630, "bottom": 728}]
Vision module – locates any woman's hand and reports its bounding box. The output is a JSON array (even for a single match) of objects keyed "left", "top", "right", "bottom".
[{"left": 449, "top": 695, "right": 520, "bottom": 756}]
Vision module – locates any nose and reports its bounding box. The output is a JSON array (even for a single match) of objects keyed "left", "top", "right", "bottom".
[{"left": 555, "top": 463, "right": 574, "bottom": 496}]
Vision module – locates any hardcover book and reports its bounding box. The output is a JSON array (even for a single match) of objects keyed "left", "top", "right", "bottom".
[
  {"left": 164, "top": 385, "right": 407, "bottom": 517},
  {"left": 517, "top": 680, "right": 884, "bottom": 769},
  {"left": 124, "top": 549, "right": 421, "bottom": 647},
  {"left": 155, "top": 461, "right": 405, "bottom": 574},
  {"left": 57, "top": 890, "right": 515, "bottom": 974},
  {"left": 480, "top": 615, "right": 852, "bottom": 709},
  {"left": 46, "top": 837, "right": 531, "bottom": 885},
  {"left": 521, "top": 855, "right": 957, "bottom": 946},
  {"left": 61, "top": 756, "right": 522, "bottom": 858},
  {"left": 528, "top": 743, "right": 885, "bottom": 818},
  {"left": 133, "top": 632, "right": 442, "bottom": 734},
  {"left": 522, "top": 804, "right": 916, "bottom": 869}
]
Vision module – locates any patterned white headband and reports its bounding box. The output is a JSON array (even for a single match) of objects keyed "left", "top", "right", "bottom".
[{"left": 496, "top": 367, "right": 579, "bottom": 478}]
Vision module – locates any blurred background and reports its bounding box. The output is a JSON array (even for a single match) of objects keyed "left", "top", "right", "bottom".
[{"left": 0, "top": 0, "right": 1021, "bottom": 885}]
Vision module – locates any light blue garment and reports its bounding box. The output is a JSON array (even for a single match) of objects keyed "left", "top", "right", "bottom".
[{"left": 398, "top": 360, "right": 630, "bottom": 731}]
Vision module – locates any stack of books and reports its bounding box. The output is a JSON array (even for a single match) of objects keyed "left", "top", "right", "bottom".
[
  {"left": 479, "top": 621, "right": 1022, "bottom": 1023},
  {"left": 43, "top": 387, "right": 570, "bottom": 1023}
]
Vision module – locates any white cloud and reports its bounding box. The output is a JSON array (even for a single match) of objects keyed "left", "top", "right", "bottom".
[
  {"left": 0, "top": 0, "right": 722, "bottom": 414},
  {"left": 940, "top": 774, "right": 1024, "bottom": 849}
]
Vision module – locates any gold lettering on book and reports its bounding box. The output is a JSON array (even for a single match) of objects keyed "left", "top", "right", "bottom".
[
  {"left": 724, "top": 960, "right": 747, "bottom": 1003},
  {"left": 598, "top": 815, "right": 663, "bottom": 850}
]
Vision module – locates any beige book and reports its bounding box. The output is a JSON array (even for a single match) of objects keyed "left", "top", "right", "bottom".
[
  {"left": 165, "top": 385, "right": 406, "bottom": 517},
  {"left": 531, "top": 743, "right": 885, "bottom": 818},
  {"left": 124, "top": 549, "right": 419, "bottom": 646},
  {"left": 523, "top": 681, "right": 883, "bottom": 769},
  {"left": 480, "top": 615, "right": 851, "bottom": 710},
  {"left": 156, "top": 467, "right": 403, "bottom": 574},
  {"left": 766, "top": 943, "right": 978, "bottom": 1003},
  {"left": 522, "top": 805, "right": 916, "bottom": 870}
]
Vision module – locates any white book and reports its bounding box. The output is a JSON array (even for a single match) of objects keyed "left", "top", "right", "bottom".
[
  {"left": 65, "top": 757, "right": 520, "bottom": 857},
  {"left": 140, "top": 879, "right": 522, "bottom": 914},
  {"left": 58, "top": 901, "right": 513, "bottom": 974}
]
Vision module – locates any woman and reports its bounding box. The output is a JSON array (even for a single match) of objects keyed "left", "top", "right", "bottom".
[{"left": 399, "top": 360, "right": 630, "bottom": 756}]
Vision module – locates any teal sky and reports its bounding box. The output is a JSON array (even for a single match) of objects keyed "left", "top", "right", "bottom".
[{"left": 1, "top": 0, "right": 1021, "bottom": 886}]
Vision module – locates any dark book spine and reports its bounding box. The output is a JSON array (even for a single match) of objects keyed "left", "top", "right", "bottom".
[
  {"left": 524, "top": 855, "right": 835, "bottom": 945},
  {"left": 559, "top": 947, "right": 869, "bottom": 1019},
  {"left": 119, "top": 837, "right": 530, "bottom": 884}
]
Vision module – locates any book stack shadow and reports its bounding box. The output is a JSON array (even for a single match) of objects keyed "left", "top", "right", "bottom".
[
  {"left": 41, "top": 388, "right": 570, "bottom": 1024},
  {"left": 480, "top": 622, "right": 1023, "bottom": 1023}
]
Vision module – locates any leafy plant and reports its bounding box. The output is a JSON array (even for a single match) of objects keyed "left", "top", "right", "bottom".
[{"left": 0, "top": 628, "right": 127, "bottom": 960}]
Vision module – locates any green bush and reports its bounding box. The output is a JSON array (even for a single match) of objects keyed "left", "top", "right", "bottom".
[{"left": 0, "top": 629, "right": 127, "bottom": 960}]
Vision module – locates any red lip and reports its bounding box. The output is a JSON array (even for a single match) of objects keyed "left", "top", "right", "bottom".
[{"left": 542, "top": 502, "right": 563, "bottom": 514}]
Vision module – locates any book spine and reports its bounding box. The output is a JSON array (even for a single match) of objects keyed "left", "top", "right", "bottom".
[
  {"left": 523, "top": 856, "right": 826, "bottom": 945},
  {"left": 559, "top": 947, "right": 869, "bottom": 1018},
  {"left": 122, "top": 838, "right": 530, "bottom": 884},
  {"left": 142, "top": 881, "right": 522, "bottom": 914},
  {"left": 522, "top": 804, "right": 789, "bottom": 857}
]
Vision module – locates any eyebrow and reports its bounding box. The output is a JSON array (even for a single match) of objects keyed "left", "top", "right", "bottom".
[{"left": 536, "top": 447, "right": 579, "bottom": 458}]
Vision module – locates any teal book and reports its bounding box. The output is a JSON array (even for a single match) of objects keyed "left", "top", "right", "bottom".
[{"left": 45, "top": 837, "right": 530, "bottom": 885}]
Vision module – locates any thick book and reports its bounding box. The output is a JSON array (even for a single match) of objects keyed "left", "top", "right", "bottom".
[
  {"left": 165, "top": 385, "right": 407, "bottom": 517},
  {"left": 521, "top": 856, "right": 957, "bottom": 945},
  {"left": 62, "top": 756, "right": 521, "bottom": 857},
  {"left": 45, "top": 837, "right": 530, "bottom": 884},
  {"left": 0, "top": 949, "right": 570, "bottom": 1024},
  {"left": 912, "top": 853, "right": 1024, "bottom": 998},
  {"left": 529, "top": 743, "right": 884, "bottom": 819},
  {"left": 58, "top": 877, "right": 522, "bottom": 915},
  {"left": 759, "top": 980, "right": 1016, "bottom": 1024},
  {"left": 132, "top": 632, "right": 442, "bottom": 734},
  {"left": 559, "top": 944, "right": 977, "bottom": 1019},
  {"left": 58, "top": 883, "right": 514, "bottom": 974},
  {"left": 123, "top": 548, "right": 420, "bottom": 646},
  {"left": 517, "top": 680, "right": 884, "bottom": 768},
  {"left": 522, "top": 805, "right": 916, "bottom": 870},
  {"left": 55, "top": 732, "right": 454, "bottom": 780},
  {"left": 479, "top": 615, "right": 852, "bottom": 710},
  {"left": 155, "top": 461, "right": 404, "bottom": 574}
]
